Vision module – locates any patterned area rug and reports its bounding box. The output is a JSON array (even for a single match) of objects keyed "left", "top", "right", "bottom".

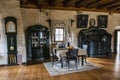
[{"left": 43, "top": 61, "right": 101, "bottom": 76}]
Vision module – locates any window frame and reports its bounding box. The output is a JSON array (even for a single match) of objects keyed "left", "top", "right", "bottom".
[{"left": 54, "top": 27, "right": 64, "bottom": 42}]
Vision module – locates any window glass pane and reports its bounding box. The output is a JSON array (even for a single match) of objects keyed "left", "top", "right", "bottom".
[
  {"left": 56, "top": 29, "right": 59, "bottom": 34},
  {"left": 55, "top": 28, "right": 64, "bottom": 41}
]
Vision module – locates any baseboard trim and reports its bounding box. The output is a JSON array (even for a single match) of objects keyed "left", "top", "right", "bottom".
[{"left": 0, "top": 64, "right": 8, "bottom": 67}]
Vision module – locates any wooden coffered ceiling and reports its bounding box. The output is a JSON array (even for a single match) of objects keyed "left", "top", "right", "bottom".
[{"left": 20, "top": 0, "right": 120, "bottom": 13}]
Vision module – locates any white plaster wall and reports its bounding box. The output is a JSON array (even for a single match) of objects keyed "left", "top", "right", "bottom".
[
  {"left": 21, "top": 8, "right": 49, "bottom": 30},
  {"left": 48, "top": 10, "right": 120, "bottom": 48},
  {"left": 21, "top": 9, "right": 120, "bottom": 51},
  {"left": 0, "top": 0, "right": 26, "bottom": 65},
  {"left": 21, "top": 8, "right": 51, "bottom": 59},
  {"left": 0, "top": 16, "right": 7, "bottom": 65}
]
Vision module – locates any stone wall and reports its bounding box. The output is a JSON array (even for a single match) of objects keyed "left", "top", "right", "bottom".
[
  {"left": 21, "top": 9, "right": 120, "bottom": 56},
  {"left": 0, "top": 0, "right": 26, "bottom": 65}
]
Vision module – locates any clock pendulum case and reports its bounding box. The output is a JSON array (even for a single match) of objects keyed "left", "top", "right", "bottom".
[{"left": 4, "top": 17, "right": 17, "bottom": 65}]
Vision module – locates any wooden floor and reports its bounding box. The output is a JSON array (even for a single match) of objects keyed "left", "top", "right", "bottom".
[{"left": 0, "top": 57, "right": 120, "bottom": 80}]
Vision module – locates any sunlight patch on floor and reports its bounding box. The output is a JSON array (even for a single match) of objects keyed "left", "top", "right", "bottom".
[
  {"left": 114, "top": 51, "right": 120, "bottom": 78},
  {"left": 115, "top": 51, "right": 120, "bottom": 72}
]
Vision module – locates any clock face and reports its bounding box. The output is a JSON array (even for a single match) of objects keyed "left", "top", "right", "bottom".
[{"left": 6, "top": 21, "right": 16, "bottom": 32}]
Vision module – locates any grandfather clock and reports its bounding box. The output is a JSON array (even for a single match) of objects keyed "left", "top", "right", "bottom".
[{"left": 5, "top": 17, "right": 17, "bottom": 65}]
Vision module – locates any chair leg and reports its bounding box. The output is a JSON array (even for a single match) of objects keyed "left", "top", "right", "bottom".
[
  {"left": 67, "top": 61, "right": 78, "bottom": 70},
  {"left": 85, "top": 56, "right": 87, "bottom": 63},
  {"left": 76, "top": 60, "right": 78, "bottom": 69},
  {"left": 60, "top": 57, "right": 64, "bottom": 68},
  {"left": 66, "top": 60, "right": 70, "bottom": 70},
  {"left": 52, "top": 58, "right": 54, "bottom": 67},
  {"left": 52, "top": 57, "right": 57, "bottom": 67},
  {"left": 81, "top": 56, "right": 84, "bottom": 66},
  {"left": 77, "top": 57, "right": 80, "bottom": 65}
]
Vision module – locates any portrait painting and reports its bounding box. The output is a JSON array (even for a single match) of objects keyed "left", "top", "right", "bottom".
[
  {"left": 77, "top": 14, "right": 89, "bottom": 28},
  {"left": 98, "top": 15, "right": 108, "bottom": 28}
]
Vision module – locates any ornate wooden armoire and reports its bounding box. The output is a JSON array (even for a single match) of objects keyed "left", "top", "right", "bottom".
[{"left": 78, "top": 27, "right": 112, "bottom": 57}]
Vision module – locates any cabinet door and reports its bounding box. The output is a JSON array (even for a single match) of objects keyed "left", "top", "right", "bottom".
[
  {"left": 31, "top": 32, "right": 39, "bottom": 48},
  {"left": 26, "top": 26, "right": 50, "bottom": 64},
  {"left": 31, "top": 31, "right": 50, "bottom": 60}
]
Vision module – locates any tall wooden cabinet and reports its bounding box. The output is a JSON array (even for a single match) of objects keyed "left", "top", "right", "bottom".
[
  {"left": 26, "top": 25, "right": 50, "bottom": 65},
  {"left": 78, "top": 27, "right": 112, "bottom": 57}
]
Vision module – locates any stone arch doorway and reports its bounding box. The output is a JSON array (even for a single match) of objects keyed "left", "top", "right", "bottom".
[{"left": 25, "top": 25, "right": 50, "bottom": 65}]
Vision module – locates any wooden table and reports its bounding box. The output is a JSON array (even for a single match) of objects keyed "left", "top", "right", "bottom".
[
  {"left": 77, "top": 48, "right": 87, "bottom": 66},
  {"left": 54, "top": 48, "right": 87, "bottom": 68}
]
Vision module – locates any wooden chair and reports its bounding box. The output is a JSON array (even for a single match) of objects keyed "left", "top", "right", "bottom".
[
  {"left": 52, "top": 48, "right": 58, "bottom": 66},
  {"left": 51, "top": 43, "right": 58, "bottom": 67},
  {"left": 77, "top": 48, "right": 87, "bottom": 65},
  {"left": 66, "top": 49, "right": 79, "bottom": 70}
]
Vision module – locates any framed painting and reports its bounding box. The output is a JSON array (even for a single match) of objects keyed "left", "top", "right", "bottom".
[
  {"left": 98, "top": 15, "right": 108, "bottom": 28},
  {"left": 77, "top": 14, "right": 89, "bottom": 28}
]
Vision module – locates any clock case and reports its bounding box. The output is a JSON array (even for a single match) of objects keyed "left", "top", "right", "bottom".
[{"left": 4, "top": 17, "right": 17, "bottom": 65}]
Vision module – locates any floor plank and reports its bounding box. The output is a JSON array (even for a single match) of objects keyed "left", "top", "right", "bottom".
[{"left": 0, "top": 58, "right": 120, "bottom": 80}]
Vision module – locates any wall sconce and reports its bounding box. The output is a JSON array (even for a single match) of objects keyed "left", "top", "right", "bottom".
[
  {"left": 68, "top": 37, "right": 72, "bottom": 42},
  {"left": 46, "top": 19, "right": 51, "bottom": 27},
  {"left": 71, "top": 19, "right": 74, "bottom": 26},
  {"left": 77, "top": 11, "right": 82, "bottom": 14},
  {"left": 39, "top": 8, "right": 48, "bottom": 16},
  {"left": 109, "top": 12, "right": 113, "bottom": 15}
]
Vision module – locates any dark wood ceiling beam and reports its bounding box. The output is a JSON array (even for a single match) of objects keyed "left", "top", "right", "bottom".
[
  {"left": 45, "top": 0, "right": 57, "bottom": 7},
  {"left": 20, "top": 0, "right": 38, "bottom": 8},
  {"left": 19, "top": 0, "right": 120, "bottom": 13},
  {"left": 37, "top": 0, "right": 48, "bottom": 7},
  {"left": 116, "top": 8, "right": 120, "bottom": 11},
  {"left": 107, "top": 4, "right": 120, "bottom": 10},
  {"left": 40, "top": 6, "right": 119, "bottom": 13},
  {"left": 114, "top": 8, "right": 120, "bottom": 13},
  {"left": 20, "top": 4, "right": 120, "bottom": 13},
  {"left": 54, "top": 0, "right": 64, "bottom": 6},
  {"left": 62, "top": 0, "right": 71, "bottom": 7},
  {"left": 96, "top": 0, "right": 114, "bottom": 8},
  {"left": 97, "top": 0, "right": 119, "bottom": 9},
  {"left": 86, "top": 0, "right": 103, "bottom": 8},
  {"left": 117, "top": 7, "right": 120, "bottom": 10},
  {"left": 29, "top": 0, "right": 38, "bottom": 5},
  {"left": 75, "top": 0, "right": 83, "bottom": 8},
  {"left": 105, "top": 1, "right": 120, "bottom": 8},
  {"left": 87, "top": 0, "right": 114, "bottom": 8},
  {"left": 86, "top": 0, "right": 100, "bottom": 8},
  {"left": 75, "top": 0, "right": 94, "bottom": 8},
  {"left": 62, "top": 0, "right": 78, "bottom": 7},
  {"left": 20, "top": 0, "right": 29, "bottom": 5}
]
